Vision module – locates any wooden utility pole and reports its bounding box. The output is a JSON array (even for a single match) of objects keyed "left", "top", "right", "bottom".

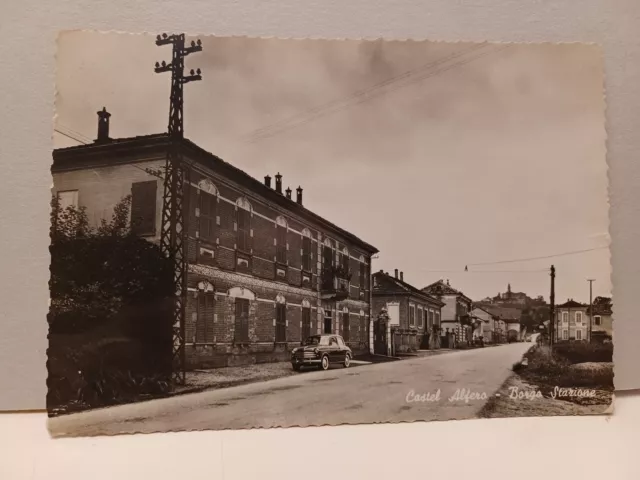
[
  {"left": 549, "top": 265, "right": 555, "bottom": 349},
  {"left": 588, "top": 279, "right": 595, "bottom": 343}
]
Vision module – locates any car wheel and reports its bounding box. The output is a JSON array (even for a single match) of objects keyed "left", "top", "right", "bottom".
[
  {"left": 292, "top": 363, "right": 301, "bottom": 372},
  {"left": 344, "top": 353, "right": 351, "bottom": 368},
  {"left": 320, "top": 355, "right": 330, "bottom": 371}
]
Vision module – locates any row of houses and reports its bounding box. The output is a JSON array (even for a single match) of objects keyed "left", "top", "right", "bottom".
[{"left": 57, "top": 109, "right": 608, "bottom": 368}]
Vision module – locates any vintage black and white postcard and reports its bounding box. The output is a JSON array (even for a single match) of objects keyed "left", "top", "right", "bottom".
[{"left": 47, "top": 32, "right": 612, "bottom": 436}]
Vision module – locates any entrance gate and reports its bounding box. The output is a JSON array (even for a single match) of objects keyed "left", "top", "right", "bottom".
[{"left": 374, "top": 319, "right": 387, "bottom": 355}]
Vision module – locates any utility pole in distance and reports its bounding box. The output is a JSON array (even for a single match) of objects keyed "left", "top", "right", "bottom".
[
  {"left": 155, "top": 33, "right": 203, "bottom": 386},
  {"left": 549, "top": 265, "right": 555, "bottom": 350},
  {"left": 587, "top": 279, "right": 595, "bottom": 343}
]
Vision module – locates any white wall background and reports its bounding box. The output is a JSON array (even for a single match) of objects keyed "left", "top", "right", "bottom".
[{"left": 2, "top": 1, "right": 640, "bottom": 478}]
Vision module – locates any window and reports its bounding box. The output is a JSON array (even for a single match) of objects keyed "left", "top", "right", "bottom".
[
  {"left": 594, "top": 315, "right": 602, "bottom": 326},
  {"left": 343, "top": 309, "right": 350, "bottom": 342},
  {"left": 302, "top": 230, "right": 312, "bottom": 271},
  {"left": 324, "top": 309, "right": 332, "bottom": 334},
  {"left": 562, "top": 329, "right": 568, "bottom": 340},
  {"left": 131, "top": 181, "right": 157, "bottom": 235},
  {"left": 341, "top": 248, "right": 350, "bottom": 271},
  {"left": 409, "top": 304, "right": 415, "bottom": 327},
  {"left": 276, "top": 303, "right": 287, "bottom": 342},
  {"left": 562, "top": 312, "right": 569, "bottom": 323},
  {"left": 418, "top": 307, "right": 424, "bottom": 328},
  {"left": 234, "top": 298, "right": 250, "bottom": 342},
  {"left": 199, "top": 190, "right": 217, "bottom": 243},
  {"left": 575, "top": 312, "right": 583, "bottom": 324},
  {"left": 236, "top": 199, "right": 251, "bottom": 252},
  {"left": 360, "top": 311, "right": 366, "bottom": 341},
  {"left": 323, "top": 241, "right": 333, "bottom": 267},
  {"left": 302, "top": 307, "right": 312, "bottom": 341},
  {"left": 56, "top": 190, "right": 78, "bottom": 211},
  {"left": 359, "top": 262, "right": 366, "bottom": 291},
  {"left": 276, "top": 217, "right": 287, "bottom": 264},
  {"left": 195, "top": 292, "right": 215, "bottom": 343},
  {"left": 576, "top": 329, "right": 582, "bottom": 340},
  {"left": 434, "top": 311, "right": 440, "bottom": 327}
]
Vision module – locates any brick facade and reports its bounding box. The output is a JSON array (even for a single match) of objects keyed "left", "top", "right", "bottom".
[{"left": 52, "top": 134, "right": 378, "bottom": 369}]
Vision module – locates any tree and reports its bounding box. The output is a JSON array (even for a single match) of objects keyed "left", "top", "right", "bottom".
[
  {"left": 49, "top": 195, "right": 173, "bottom": 337},
  {"left": 48, "top": 196, "right": 175, "bottom": 410}
]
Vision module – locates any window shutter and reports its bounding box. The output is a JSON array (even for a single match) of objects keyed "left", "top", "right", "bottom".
[
  {"left": 302, "top": 236, "right": 311, "bottom": 271},
  {"left": 237, "top": 209, "right": 250, "bottom": 251},
  {"left": 235, "top": 298, "right": 250, "bottom": 342},
  {"left": 196, "top": 293, "right": 206, "bottom": 343},
  {"left": 205, "top": 293, "right": 215, "bottom": 342},
  {"left": 131, "top": 181, "right": 157, "bottom": 235},
  {"left": 188, "top": 185, "right": 198, "bottom": 237}
]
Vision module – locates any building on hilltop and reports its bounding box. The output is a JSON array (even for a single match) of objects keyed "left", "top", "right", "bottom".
[{"left": 52, "top": 109, "right": 379, "bottom": 368}]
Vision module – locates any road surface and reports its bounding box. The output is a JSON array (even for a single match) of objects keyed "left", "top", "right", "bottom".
[{"left": 49, "top": 341, "right": 533, "bottom": 436}]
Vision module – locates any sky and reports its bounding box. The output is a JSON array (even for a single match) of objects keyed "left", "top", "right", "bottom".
[{"left": 54, "top": 32, "right": 611, "bottom": 303}]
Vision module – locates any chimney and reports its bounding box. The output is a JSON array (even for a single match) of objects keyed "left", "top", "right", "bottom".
[
  {"left": 275, "top": 172, "right": 283, "bottom": 194},
  {"left": 400, "top": 271, "right": 404, "bottom": 281},
  {"left": 296, "top": 186, "right": 303, "bottom": 205},
  {"left": 96, "top": 107, "right": 111, "bottom": 143},
  {"left": 379, "top": 269, "right": 384, "bottom": 274},
  {"left": 394, "top": 269, "right": 398, "bottom": 279},
  {"left": 264, "top": 175, "right": 272, "bottom": 188},
  {"left": 285, "top": 187, "right": 292, "bottom": 200},
  {"left": 447, "top": 279, "right": 450, "bottom": 286}
]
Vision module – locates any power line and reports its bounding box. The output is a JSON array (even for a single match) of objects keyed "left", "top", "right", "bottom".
[
  {"left": 54, "top": 128, "right": 89, "bottom": 144},
  {"left": 54, "top": 125, "right": 165, "bottom": 180},
  {"left": 240, "top": 43, "right": 487, "bottom": 143},
  {"left": 416, "top": 269, "right": 548, "bottom": 274},
  {"left": 468, "top": 246, "right": 609, "bottom": 267},
  {"left": 245, "top": 45, "right": 503, "bottom": 144},
  {"left": 242, "top": 44, "right": 508, "bottom": 145},
  {"left": 63, "top": 125, "right": 93, "bottom": 143}
]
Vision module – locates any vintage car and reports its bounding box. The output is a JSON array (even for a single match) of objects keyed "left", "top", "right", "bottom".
[{"left": 291, "top": 334, "right": 352, "bottom": 371}]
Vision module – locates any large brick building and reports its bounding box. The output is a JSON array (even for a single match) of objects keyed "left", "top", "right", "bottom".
[
  {"left": 52, "top": 112, "right": 378, "bottom": 368},
  {"left": 372, "top": 270, "right": 444, "bottom": 352}
]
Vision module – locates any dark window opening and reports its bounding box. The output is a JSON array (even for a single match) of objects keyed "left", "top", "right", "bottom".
[
  {"left": 324, "top": 310, "right": 332, "bottom": 334},
  {"left": 323, "top": 244, "right": 333, "bottom": 267}
]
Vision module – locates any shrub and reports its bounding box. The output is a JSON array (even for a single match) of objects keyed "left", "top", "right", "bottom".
[{"left": 553, "top": 342, "right": 613, "bottom": 364}]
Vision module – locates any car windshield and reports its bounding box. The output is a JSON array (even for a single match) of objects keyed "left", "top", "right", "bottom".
[{"left": 304, "top": 336, "right": 330, "bottom": 346}]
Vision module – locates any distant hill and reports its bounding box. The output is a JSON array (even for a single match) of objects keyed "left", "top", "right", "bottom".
[{"left": 476, "top": 284, "right": 549, "bottom": 331}]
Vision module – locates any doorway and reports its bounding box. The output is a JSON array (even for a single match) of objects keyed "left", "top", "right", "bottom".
[{"left": 324, "top": 310, "right": 333, "bottom": 334}]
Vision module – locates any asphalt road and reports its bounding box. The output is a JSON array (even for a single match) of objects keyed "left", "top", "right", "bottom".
[{"left": 49, "top": 341, "right": 533, "bottom": 436}]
